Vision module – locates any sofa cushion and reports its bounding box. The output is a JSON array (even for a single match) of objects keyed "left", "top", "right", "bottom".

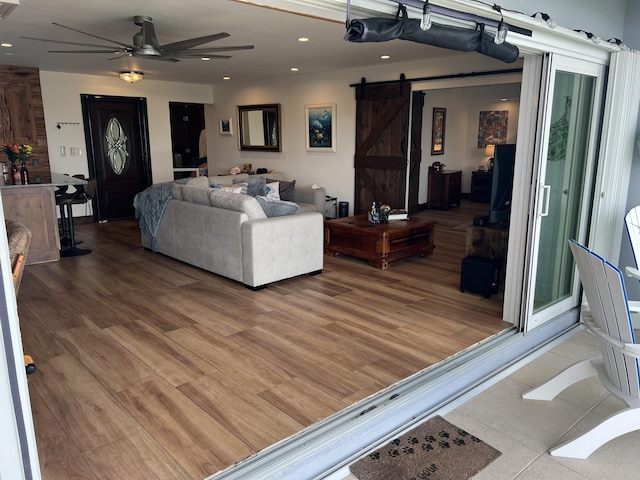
[
  {"left": 268, "top": 178, "right": 296, "bottom": 202},
  {"left": 256, "top": 196, "right": 299, "bottom": 217},
  {"left": 187, "top": 176, "right": 211, "bottom": 188},
  {"left": 265, "top": 182, "right": 280, "bottom": 200},
  {"left": 234, "top": 176, "right": 266, "bottom": 196},
  {"left": 213, "top": 182, "right": 248, "bottom": 195},
  {"left": 208, "top": 189, "right": 267, "bottom": 220},
  {"left": 178, "top": 185, "right": 215, "bottom": 206}
]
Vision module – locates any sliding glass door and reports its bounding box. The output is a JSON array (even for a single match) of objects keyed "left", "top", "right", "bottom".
[{"left": 524, "top": 55, "right": 606, "bottom": 331}]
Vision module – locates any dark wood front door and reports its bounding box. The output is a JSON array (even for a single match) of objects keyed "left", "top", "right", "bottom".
[
  {"left": 354, "top": 82, "right": 411, "bottom": 214},
  {"left": 82, "top": 95, "right": 152, "bottom": 221}
]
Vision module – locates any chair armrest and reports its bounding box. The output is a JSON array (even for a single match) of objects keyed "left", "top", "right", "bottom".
[
  {"left": 241, "top": 212, "right": 324, "bottom": 287},
  {"left": 626, "top": 266, "right": 640, "bottom": 280},
  {"left": 293, "top": 186, "right": 326, "bottom": 213}
]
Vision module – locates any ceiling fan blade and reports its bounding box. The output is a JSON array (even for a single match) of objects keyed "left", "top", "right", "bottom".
[
  {"left": 167, "top": 53, "right": 232, "bottom": 59},
  {"left": 20, "top": 36, "right": 121, "bottom": 49},
  {"left": 52, "top": 21, "right": 134, "bottom": 49},
  {"left": 159, "top": 32, "right": 230, "bottom": 52},
  {"left": 171, "top": 45, "right": 255, "bottom": 53},
  {"left": 49, "top": 49, "right": 126, "bottom": 54},
  {"left": 132, "top": 54, "right": 180, "bottom": 63}
]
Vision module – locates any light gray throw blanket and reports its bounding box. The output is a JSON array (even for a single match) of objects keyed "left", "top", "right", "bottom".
[{"left": 133, "top": 178, "right": 189, "bottom": 251}]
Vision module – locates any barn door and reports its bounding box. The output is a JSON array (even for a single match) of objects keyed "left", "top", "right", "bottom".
[{"left": 354, "top": 82, "right": 411, "bottom": 214}]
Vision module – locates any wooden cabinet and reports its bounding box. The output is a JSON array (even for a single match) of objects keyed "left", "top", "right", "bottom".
[
  {"left": 471, "top": 170, "right": 493, "bottom": 203},
  {"left": 2, "top": 185, "right": 60, "bottom": 264},
  {"left": 428, "top": 169, "right": 461, "bottom": 209}
]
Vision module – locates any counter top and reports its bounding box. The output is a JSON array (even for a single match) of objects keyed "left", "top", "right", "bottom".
[{"left": 0, "top": 172, "right": 86, "bottom": 189}]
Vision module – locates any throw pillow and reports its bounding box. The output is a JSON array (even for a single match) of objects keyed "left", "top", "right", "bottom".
[
  {"left": 234, "top": 176, "right": 266, "bottom": 196},
  {"left": 265, "top": 182, "right": 280, "bottom": 200},
  {"left": 256, "top": 196, "right": 299, "bottom": 217},
  {"left": 268, "top": 178, "right": 296, "bottom": 202},
  {"left": 213, "top": 182, "right": 248, "bottom": 195}
]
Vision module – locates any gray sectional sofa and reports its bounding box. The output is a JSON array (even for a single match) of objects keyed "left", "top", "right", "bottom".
[{"left": 136, "top": 172, "right": 325, "bottom": 288}]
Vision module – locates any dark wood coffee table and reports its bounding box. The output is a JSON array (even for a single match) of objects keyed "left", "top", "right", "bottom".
[{"left": 324, "top": 215, "right": 436, "bottom": 270}]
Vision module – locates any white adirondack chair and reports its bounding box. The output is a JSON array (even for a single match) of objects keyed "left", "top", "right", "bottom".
[
  {"left": 624, "top": 206, "right": 640, "bottom": 323},
  {"left": 522, "top": 240, "right": 640, "bottom": 459},
  {"left": 625, "top": 205, "right": 640, "bottom": 280}
]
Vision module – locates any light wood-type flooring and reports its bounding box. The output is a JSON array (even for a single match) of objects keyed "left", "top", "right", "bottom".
[{"left": 18, "top": 199, "right": 511, "bottom": 480}]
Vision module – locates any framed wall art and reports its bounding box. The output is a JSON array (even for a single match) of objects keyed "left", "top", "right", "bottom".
[
  {"left": 219, "top": 117, "right": 233, "bottom": 136},
  {"left": 431, "top": 107, "right": 446, "bottom": 155},
  {"left": 305, "top": 103, "right": 336, "bottom": 152},
  {"left": 477, "top": 110, "right": 508, "bottom": 147}
]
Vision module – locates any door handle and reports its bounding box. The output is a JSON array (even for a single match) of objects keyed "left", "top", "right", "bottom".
[{"left": 541, "top": 185, "right": 551, "bottom": 217}]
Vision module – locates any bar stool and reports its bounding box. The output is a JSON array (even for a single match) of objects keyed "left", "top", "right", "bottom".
[{"left": 59, "top": 178, "right": 96, "bottom": 257}]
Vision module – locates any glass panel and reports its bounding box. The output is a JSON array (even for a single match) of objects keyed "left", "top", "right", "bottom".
[
  {"left": 105, "top": 116, "right": 129, "bottom": 175},
  {"left": 533, "top": 71, "right": 596, "bottom": 312}
]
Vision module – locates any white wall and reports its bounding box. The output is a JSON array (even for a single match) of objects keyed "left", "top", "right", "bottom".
[
  {"left": 39, "top": 71, "right": 214, "bottom": 185},
  {"left": 209, "top": 53, "right": 520, "bottom": 215},
  {"left": 419, "top": 85, "right": 520, "bottom": 202}
]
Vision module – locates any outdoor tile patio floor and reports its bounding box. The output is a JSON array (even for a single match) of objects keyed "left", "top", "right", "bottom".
[{"left": 333, "top": 329, "right": 639, "bottom": 480}]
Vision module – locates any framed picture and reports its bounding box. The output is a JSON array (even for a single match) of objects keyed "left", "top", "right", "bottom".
[
  {"left": 305, "top": 103, "right": 336, "bottom": 152},
  {"left": 431, "top": 107, "right": 446, "bottom": 155},
  {"left": 477, "top": 110, "right": 508, "bottom": 147},
  {"left": 219, "top": 117, "right": 233, "bottom": 136}
]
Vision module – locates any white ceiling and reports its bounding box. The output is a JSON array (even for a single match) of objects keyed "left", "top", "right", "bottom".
[{"left": 0, "top": 0, "right": 465, "bottom": 85}]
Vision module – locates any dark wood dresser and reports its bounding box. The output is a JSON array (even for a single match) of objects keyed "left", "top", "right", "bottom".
[
  {"left": 428, "top": 169, "right": 462, "bottom": 209},
  {"left": 470, "top": 170, "right": 493, "bottom": 203}
]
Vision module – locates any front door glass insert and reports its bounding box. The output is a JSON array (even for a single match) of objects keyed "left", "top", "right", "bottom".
[{"left": 105, "top": 116, "right": 129, "bottom": 175}]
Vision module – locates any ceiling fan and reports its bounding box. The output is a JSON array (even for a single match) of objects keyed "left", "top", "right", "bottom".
[{"left": 21, "top": 15, "right": 255, "bottom": 62}]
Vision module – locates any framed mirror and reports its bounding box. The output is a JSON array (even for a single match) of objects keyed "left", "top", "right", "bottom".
[{"left": 238, "top": 103, "right": 282, "bottom": 151}]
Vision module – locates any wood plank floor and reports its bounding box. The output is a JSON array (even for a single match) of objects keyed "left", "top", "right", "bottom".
[{"left": 18, "top": 199, "right": 511, "bottom": 480}]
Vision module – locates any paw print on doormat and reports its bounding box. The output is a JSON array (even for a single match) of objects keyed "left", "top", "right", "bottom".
[
  {"left": 401, "top": 446, "right": 415, "bottom": 455},
  {"left": 438, "top": 429, "right": 451, "bottom": 439},
  {"left": 421, "top": 442, "right": 434, "bottom": 452},
  {"left": 387, "top": 448, "right": 401, "bottom": 458},
  {"left": 453, "top": 437, "right": 466, "bottom": 446},
  {"left": 368, "top": 451, "right": 381, "bottom": 460},
  {"left": 439, "top": 440, "right": 451, "bottom": 449}
]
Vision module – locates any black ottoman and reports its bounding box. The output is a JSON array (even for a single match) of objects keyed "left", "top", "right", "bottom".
[{"left": 460, "top": 256, "right": 501, "bottom": 298}]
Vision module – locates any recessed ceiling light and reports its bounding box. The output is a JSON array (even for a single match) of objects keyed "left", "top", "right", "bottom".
[
  {"left": 297, "top": 37, "right": 309, "bottom": 42},
  {"left": 201, "top": 57, "right": 211, "bottom": 61},
  {"left": 501, "top": 98, "right": 508, "bottom": 101},
  {"left": 290, "top": 67, "right": 299, "bottom": 72},
  {"left": 1, "top": 43, "right": 12, "bottom": 48},
  {"left": 223, "top": 76, "right": 230, "bottom": 80},
  {"left": 380, "top": 55, "right": 391, "bottom": 60}
]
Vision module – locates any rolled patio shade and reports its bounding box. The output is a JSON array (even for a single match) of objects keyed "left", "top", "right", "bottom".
[{"left": 345, "top": 6, "right": 519, "bottom": 63}]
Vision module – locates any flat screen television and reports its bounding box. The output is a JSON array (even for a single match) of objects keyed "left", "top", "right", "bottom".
[{"left": 489, "top": 143, "right": 516, "bottom": 225}]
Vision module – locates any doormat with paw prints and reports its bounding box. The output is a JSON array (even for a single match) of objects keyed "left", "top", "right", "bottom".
[{"left": 350, "top": 415, "right": 501, "bottom": 480}]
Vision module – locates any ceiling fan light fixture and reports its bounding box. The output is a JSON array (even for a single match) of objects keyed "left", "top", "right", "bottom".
[{"left": 119, "top": 70, "right": 144, "bottom": 83}]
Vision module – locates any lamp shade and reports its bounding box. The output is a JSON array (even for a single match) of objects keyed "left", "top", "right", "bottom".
[
  {"left": 484, "top": 144, "right": 495, "bottom": 156},
  {"left": 119, "top": 71, "right": 144, "bottom": 83}
]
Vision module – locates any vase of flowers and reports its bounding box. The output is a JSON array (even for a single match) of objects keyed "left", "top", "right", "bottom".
[{"left": 3, "top": 142, "right": 32, "bottom": 185}]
